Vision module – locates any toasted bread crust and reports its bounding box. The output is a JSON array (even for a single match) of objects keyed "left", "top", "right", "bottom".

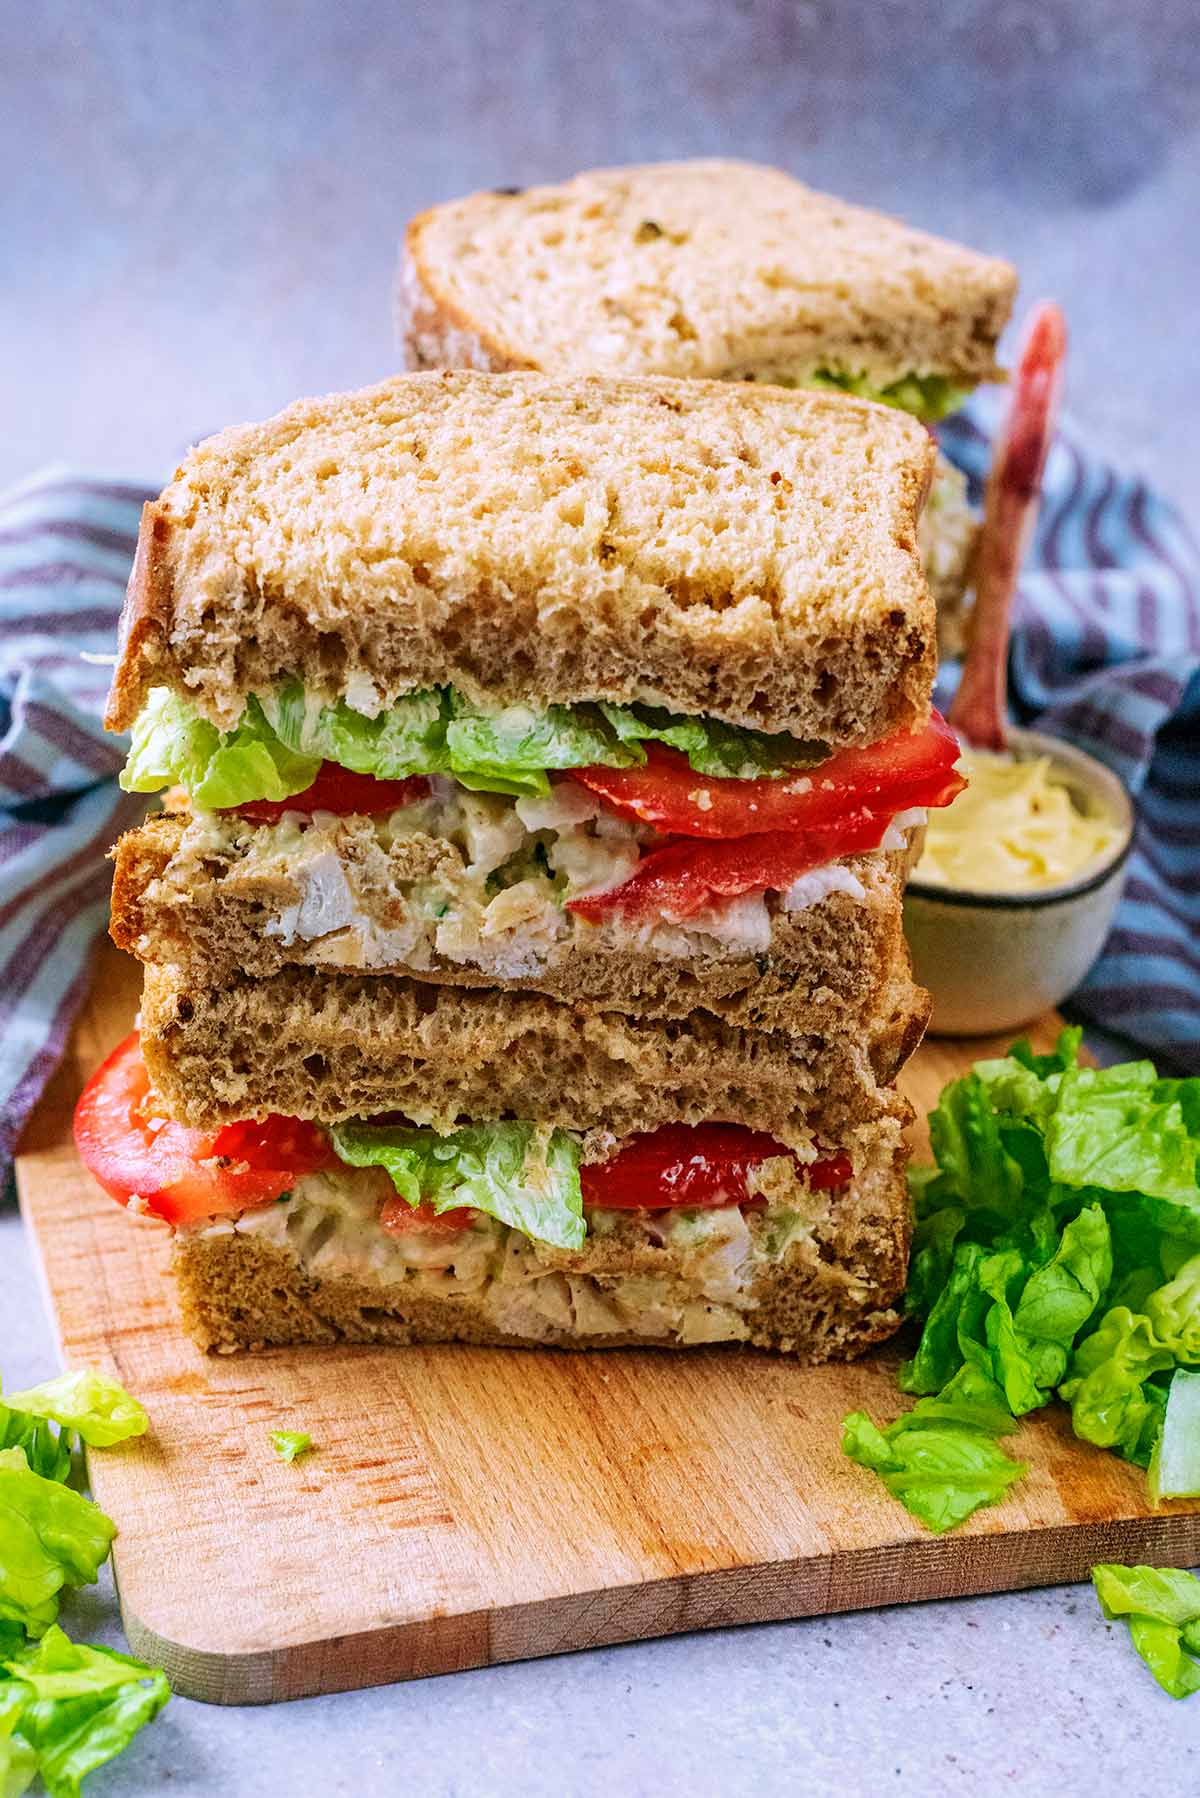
[
  {"left": 172, "top": 1127, "right": 911, "bottom": 1358},
  {"left": 104, "top": 372, "right": 936, "bottom": 746},
  {"left": 138, "top": 964, "right": 917, "bottom": 1138},
  {"left": 110, "top": 810, "right": 928, "bottom": 1039}
]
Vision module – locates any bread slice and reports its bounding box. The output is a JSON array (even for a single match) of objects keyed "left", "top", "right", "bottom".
[
  {"left": 138, "top": 964, "right": 919, "bottom": 1138},
  {"left": 106, "top": 371, "right": 936, "bottom": 749},
  {"left": 112, "top": 806, "right": 927, "bottom": 1037},
  {"left": 172, "top": 1118, "right": 910, "bottom": 1359},
  {"left": 399, "top": 161, "right": 1016, "bottom": 391}
]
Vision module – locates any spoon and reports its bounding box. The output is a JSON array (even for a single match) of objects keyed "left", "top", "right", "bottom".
[{"left": 948, "top": 301, "right": 1067, "bottom": 751}]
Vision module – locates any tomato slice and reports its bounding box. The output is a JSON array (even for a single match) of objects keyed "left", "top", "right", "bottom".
[
  {"left": 568, "top": 809, "right": 891, "bottom": 922},
  {"left": 570, "top": 712, "right": 963, "bottom": 840},
  {"left": 581, "top": 1123, "right": 851, "bottom": 1209},
  {"left": 233, "top": 765, "right": 430, "bottom": 823},
  {"left": 379, "top": 1196, "right": 475, "bottom": 1236},
  {"left": 73, "top": 1032, "right": 337, "bottom": 1226}
]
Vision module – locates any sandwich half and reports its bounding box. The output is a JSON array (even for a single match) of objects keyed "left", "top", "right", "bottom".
[
  {"left": 108, "top": 372, "right": 961, "bottom": 1034},
  {"left": 77, "top": 1013, "right": 911, "bottom": 1360},
  {"left": 398, "top": 160, "right": 1019, "bottom": 652}
]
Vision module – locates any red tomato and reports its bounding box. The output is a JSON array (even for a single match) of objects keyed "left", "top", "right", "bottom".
[
  {"left": 568, "top": 809, "right": 890, "bottom": 922},
  {"left": 73, "top": 1032, "right": 337, "bottom": 1226},
  {"left": 234, "top": 765, "right": 430, "bottom": 823},
  {"left": 379, "top": 1196, "right": 475, "bottom": 1236},
  {"left": 569, "top": 712, "right": 964, "bottom": 840},
  {"left": 581, "top": 1123, "right": 851, "bottom": 1209}
]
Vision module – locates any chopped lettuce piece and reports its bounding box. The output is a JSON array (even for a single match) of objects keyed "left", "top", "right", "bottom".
[
  {"left": 806, "top": 369, "right": 972, "bottom": 423},
  {"left": 121, "top": 684, "right": 827, "bottom": 806},
  {"left": 0, "top": 1449, "right": 115, "bottom": 1637},
  {"left": 269, "top": 1430, "right": 313, "bottom": 1464},
  {"left": 2, "top": 1373, "right": 147, "bottom": 1451},
  {"left": 0, "top": 1625, "right": 170, "bottom": 1796},
  {"left": 331, "top": 1120, "right": 585, "bottom": 1251},
  {"left": 842, "top": 1368, "right": 1026, "bottom": 1534},
  {"left": 1149, "top": 1370, "right": 1200, "bottom": 1502},
  {"left": 1092, "top": 1564, "right": 1200, "bottom": 1699}
]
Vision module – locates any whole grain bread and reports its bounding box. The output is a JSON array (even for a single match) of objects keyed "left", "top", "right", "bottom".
[
  {"left": 105, "top": 371, "right": 936, "bottom": 748},
  {"left": 112, "top": 809, "right": 927, "bottom": 1037},
  {"left": 173, "top": 1118, "right": 910, "bottom": 1358},
  {"left": 399, "top": 161, "right": 1016, "bottom": 391},
  {"left": 138, "top": 964, "right": 917, "bottom": 1138}
]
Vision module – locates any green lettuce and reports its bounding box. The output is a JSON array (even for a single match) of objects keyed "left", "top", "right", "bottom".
[
  {"left": 844, "top": 1029, "right": 1200, "bottom": 1532},
  {"left": 1092, "top": 1564, "right": 1200, "bottom": 1699},
  {"left": 806, "top": 369, "right": 972, "bottom": 423},
  {"left": 0, "top": 1450, "right": 115, "bottom": 1638},
  {"left": 1, "top": 1374, "right": 147, "bottom": 1452},
  {"left": 121, "top": 683, "right": 826, "bottom": 806},
  {"left": 842, "top": 1367, "right": 1027, "bottom": 1533},
  {"left": 0, "top": 1626, "right": 170, "bottom": 1796},
  {"left": 269, "top": 1430, "right": 313, "bottom": 1464},
  {"left": 122, "top": 688, "right": 320, "bottom": 808},
  {"left": 331, "top": 1120, "right": 585, "bottom": 1250},
  {"left": 1150, "top": 1369, "right": 1200, "bottom": 1501}
]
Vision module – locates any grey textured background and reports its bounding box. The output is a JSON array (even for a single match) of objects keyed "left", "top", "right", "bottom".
[
  {"left": 5, "top": 0, "right": 1200, "bottom": 512},
  {"left": 4, "top": 3, "right": 1200, "bottom": 1791}
]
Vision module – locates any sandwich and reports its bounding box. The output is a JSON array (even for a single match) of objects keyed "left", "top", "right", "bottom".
[
  {"left": 79, "top": 370, "right": 963, "bottom": 1360},
  {"left": 398, "top": 159, "right": 1018, "bottom": 653}
]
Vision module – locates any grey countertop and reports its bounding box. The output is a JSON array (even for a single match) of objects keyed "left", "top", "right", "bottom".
[
  {"left": 5, "top": 2, "right": 1200, "bottom": 1789},
  {"left": 5, "top": 1204, "right": 1200, "bottom": 1798}
]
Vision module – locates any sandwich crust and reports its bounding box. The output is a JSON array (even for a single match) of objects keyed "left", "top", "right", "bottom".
[
  {"left": 138, "top": 964, "right": 918, "bottom": 1138},
  {"left": 111, "top": 809, "right": 928, "bottom": 1039},
  {"left": 173, "top": 1120, "right": 911, "bottom": 1359},
  {"left": 105, "top": 371, "right": 936, "bottom": 748},
  {"left": 399, "top": 160, "right": 1016, "bottom": 389}
]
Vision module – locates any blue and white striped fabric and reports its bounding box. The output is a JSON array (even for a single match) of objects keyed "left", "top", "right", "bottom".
[
  {"left": 0, "top": 471, "right": 148, "bottom": 1170},
  {"left": 941, "top": 395, "right": 1200, "bottom": 1071},
  {"left": 0, "top": 419, "right": 1196, "bottom": 1178}
]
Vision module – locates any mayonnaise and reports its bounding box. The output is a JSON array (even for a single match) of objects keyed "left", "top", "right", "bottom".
[{"left": 913, "top": 748, "right": 1120, "bottom": 893}]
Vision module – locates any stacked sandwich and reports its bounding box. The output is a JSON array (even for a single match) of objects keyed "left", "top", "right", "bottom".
[
  {"left": 78, "top": 371, "right": 963, "bottom": 1359},
  {"left": 398, "top": 158, "right": 1017, "bottom": 653}
]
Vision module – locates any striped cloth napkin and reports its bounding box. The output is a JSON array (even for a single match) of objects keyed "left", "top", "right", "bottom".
[{"left": 0, "top": 417, "right": 1197, "bottom": 1178}]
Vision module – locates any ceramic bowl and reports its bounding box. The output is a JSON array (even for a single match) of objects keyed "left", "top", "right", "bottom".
[{"left": 903, "top": 727, "right": 1134, "bottom": 1036}]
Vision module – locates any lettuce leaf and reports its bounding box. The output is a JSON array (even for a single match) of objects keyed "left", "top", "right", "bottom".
[
  {"left": 1, "top": 1373, "right": 147, "bottom": 1452},
  {"left": 806, "top": 369, "right": 972, "bottom": 423},
  {"left": 846, "top": 1028, "right": 1200, "bottom": 1532},
  {"left": 842, "top": 1368, "right": 1026, "bottom": 1533},
  {"left": 0, "top": 1450, "right": 115, "bottom": 1637},
  {"left": 121, "top": 688, "right": 320, "bottom": 808},
  {"left": 1149, "top": 1369, "right": 1200, "bottom": 1501},
  {"left": 330, "top": 1120, "right": 585, "bottom": 1250},
  {"left": 1092, "top": 1564, "right": 1200, "bottom": 1699},
  {"left": 121, "top": 684, "right": 827, "bottom": 805},
  {"left": 269, "top": 1430, "right": 312, "bottom": 1464},
  {"left": 0, "top": 1625, "right": 170, "bottom": 1796}
]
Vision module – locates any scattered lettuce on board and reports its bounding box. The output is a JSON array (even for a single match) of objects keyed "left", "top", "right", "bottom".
[
  {"left": 121, "top": 683, "right": 827, "bottom": 806},
  {"left": 0, "top": 1627, "right": 170, "bottom": 1798},
  {"left": 331, "top": 1119, "right": 586, "bottom": 1250},
  {"left": 843, "top": 1030, "right": 1200, "bottom": 1532},
  {"left": 0, "top": 1369, "right": 168, "bottom": 1789},
  {"left": 1092, "top": 1564, "right": 1200, "bottom": 1699},
  {"left": 269, "top": 1431, "right": 313, "bottom": 1464}
]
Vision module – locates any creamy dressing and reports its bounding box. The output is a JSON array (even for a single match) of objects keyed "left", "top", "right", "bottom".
[
  {"left": 914, "top": 752, "right": 1119, "bottom": 892},
  {"left": 194, "top": 1164, "right": 821, "bottom": 1346}
]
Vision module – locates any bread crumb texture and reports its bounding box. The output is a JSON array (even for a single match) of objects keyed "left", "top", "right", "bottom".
[
  {"left": 401, "top": 160, "right": 1016, "bottom": 387},
  {"left": 109, "top": 371, "right": 936, "bottom": 746}
]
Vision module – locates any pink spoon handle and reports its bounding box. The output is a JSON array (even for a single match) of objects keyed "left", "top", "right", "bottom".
[{"left": 949, "top": 301, "right": 1068, "bottom": 751}]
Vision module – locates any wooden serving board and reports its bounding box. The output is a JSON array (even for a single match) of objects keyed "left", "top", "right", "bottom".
[{"left": 16, "top": 941, "right": 1200, "bottom": 1705}]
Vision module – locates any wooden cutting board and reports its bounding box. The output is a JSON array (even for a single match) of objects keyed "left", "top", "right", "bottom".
[{"left": 16, "top": 940, "right": 1200, "bottom": 1705}]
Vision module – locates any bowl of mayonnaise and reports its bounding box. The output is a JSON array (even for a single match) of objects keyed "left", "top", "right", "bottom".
[{"left": 903, "top": 727, "right": 1134, "bottom": 1035}]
